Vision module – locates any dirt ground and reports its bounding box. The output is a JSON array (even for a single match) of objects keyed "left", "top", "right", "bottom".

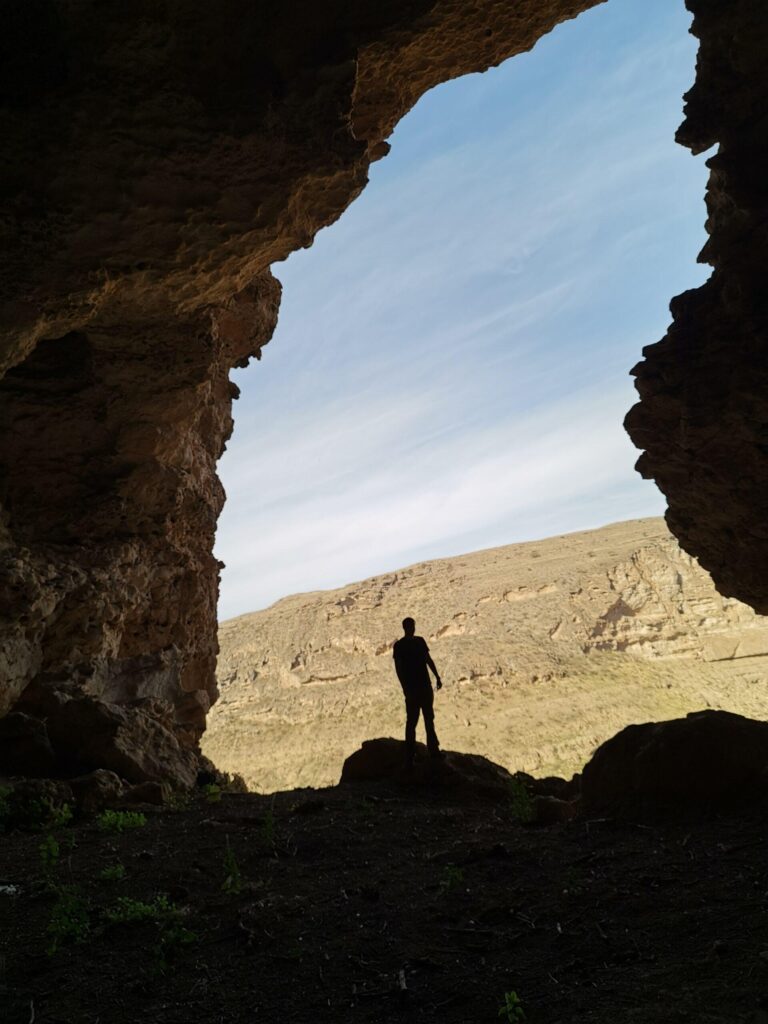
[{"left": 3, "top": 772, "right": 768, "bottom": 1024}]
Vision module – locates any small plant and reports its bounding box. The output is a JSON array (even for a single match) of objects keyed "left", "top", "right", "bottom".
[
  {"left": 47, "top": 886, "right": 90, "bottom": 954},
  {"left": 49, "top": 803, "right": 74, "bottom": 828},
  {"left": 99, "top": 863, "right": 126, "bottom": 882},
  {"left": 104, "top": 894, "right": 196, "bottom": 972},
  {"left": 498, "top": 991, "right": 526, "bottom": 1022},
  {"left": 39, "top": 834, "right": 60, "bottom": 877},
  {"left": 96, "top": 810, "right": 147, "bottom": 833},
  {"left": 260, "top": 806, "right": 276, "bottom": 850},
  {"left": 155, "top": 921, "right": 198, "bottom": 971},
  {"left": 0, "top": 789, "right": 73, "bottom": 831},
  {"left": 203, "top": 783, "right": 222, "bottom": 804},
  {"left": 439, "top": 864, "right": 464, "bottom": 893},
  {"left": 221, "top": 836, "right": 244, "bottom": 894},
  {"left": 105, "top": 894, "right": 175, "bottom": 925},
  {"left": 507, "top": 779, "right": 535, "bottom": 824}
]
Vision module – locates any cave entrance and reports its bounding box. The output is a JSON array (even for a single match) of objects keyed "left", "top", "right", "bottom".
[{"left": 215, "top": 0, "right": 709, "bottom": 621}]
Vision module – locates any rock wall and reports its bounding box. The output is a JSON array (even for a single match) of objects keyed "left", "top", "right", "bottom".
[
  {"left": 625, "top": 0, "right": 768, "bottom": 612},
  {"left": 0, "top": 0, "right": 605, "bottom": 777}
]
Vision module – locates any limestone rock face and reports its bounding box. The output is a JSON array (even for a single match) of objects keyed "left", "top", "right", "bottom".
[
  {"left": 625, "top": 0, "right": 768, "bottom": 612},
  {"left": 0, "top": 0, "right": 606, "bottom": 771},
  {"left": 204, "top": 519, "right": 768, "bottom": 792}
]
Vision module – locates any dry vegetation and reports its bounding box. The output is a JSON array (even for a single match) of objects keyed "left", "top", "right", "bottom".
[{"left": 205, "top": 519, "right": 768, "bottom": 791}]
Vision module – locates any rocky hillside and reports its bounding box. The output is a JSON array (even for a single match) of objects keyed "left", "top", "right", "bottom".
[{"left": 203, "top": 518, "right": 768, "bottom": 790}]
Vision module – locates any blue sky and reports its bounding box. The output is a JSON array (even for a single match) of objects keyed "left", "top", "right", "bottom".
[{"left": 215, "top": 0, "right": 710, "bottom": 619}]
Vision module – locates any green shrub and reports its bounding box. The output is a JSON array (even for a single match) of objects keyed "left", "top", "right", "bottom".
[
  {"left": 221, "top": 836, "right": 244, "bottom": 894},
  {"left": 498, "top": 991, "right": 525, "bottom": 1022},
  {"left": 96, "top": 810, "right": 147, "bottom": 833},
  {"left": 99, "top": 863, "right": 126, "bottom": 882},
  {"left": 439, "top": 864, "right": 464, "bottom": 892},
  {"left": 39, "top": 834, "right": 60, "bottom": 876},
  {"left": 49, "top": 803, "right": 74, "bottom": 828},
  {"left": 0, "top": 788, "right": 73, "bottom": 831},
  {"left": 105, "top": 894, "right": 175, "bottom": 924},
  {"left": 47, "top": 887, "right": 90, "bottom": 954},
  {"left": 156, "top": 921, "right": 198, "bottom": 970},
  {"left": 506, "top": 779, "right": 535, "bottom": 824}
]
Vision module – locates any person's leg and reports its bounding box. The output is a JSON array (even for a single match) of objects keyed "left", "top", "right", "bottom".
[
  {"left": 404, "top": 690, "right": 421, "bottom": 765},
  {"left": 420, "top": 686, "right": 441, "bottom": 756}
]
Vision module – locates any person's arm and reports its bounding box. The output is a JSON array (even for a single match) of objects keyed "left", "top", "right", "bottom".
[
  {"left": 393, "top": 647, "right": 407, "bottom": 689},
  {"left": 425, "top": 649, "right": 442, "bottom": 690}
]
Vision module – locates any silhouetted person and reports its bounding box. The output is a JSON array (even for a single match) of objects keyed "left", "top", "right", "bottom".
[{"left": 393, "top": 617, "right": 443, "bottom": 767}]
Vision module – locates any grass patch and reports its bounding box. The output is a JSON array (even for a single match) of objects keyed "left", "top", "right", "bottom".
[
  {"left": 47, "top": 886, "right": 90, "bottom": 954},
  {"left": 96, "top": 810, "right": 146, "bottom": 833}
]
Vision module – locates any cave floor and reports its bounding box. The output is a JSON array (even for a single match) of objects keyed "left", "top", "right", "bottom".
[{"left": 2, "top": 779, "right": 768, "bottom": 1024}]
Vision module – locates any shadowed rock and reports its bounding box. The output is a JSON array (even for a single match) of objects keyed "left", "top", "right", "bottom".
[
  {"left": 341, "top": 737, "right": 519, "bottom": 801},
  {"left": 582, "top": 709, "right": 768, "bottom": 812},
  {"left": 0, "top": 712, "right": 56, "bottom": 777},
  {"left": 11, "top": 689, "right": 198, "bottom": 789}
]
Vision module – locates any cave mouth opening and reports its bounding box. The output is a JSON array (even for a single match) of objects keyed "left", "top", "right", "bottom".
[
  {"left": 214, "top": 0, "right": 710, "bottom": 624},
  {"left": 4, "top": 0, "right": 754, "bottom": 801}
]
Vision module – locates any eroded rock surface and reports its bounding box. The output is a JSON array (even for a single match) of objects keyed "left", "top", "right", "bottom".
[
  {"left": 204, "top": 519, "right": 768, "bottom": 791},
  {"left": 625, "top": 1, "right": 768, "bottom": 611}
]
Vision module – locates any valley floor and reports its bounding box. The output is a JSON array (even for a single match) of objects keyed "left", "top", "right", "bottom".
[{"left": 3, "top": 775, "right": 768, "bottom": 1024}]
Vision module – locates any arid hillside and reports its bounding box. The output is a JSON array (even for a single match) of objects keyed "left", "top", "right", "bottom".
[{"left": 203, "top": 518, "right": 768, "bottom": 791}]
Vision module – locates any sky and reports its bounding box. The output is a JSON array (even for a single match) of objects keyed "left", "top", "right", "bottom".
[{"left": 215, "top": 0, "right": 711, "bottom": 620}]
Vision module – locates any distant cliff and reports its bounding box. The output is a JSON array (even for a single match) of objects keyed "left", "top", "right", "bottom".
[{"left": 203, "top": 518, "right": 768, "bottom": 791}]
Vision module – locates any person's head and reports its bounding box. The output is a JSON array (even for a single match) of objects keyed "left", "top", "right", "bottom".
[{"left": 402, "top": 617, "right": 415, "bottom": 636}]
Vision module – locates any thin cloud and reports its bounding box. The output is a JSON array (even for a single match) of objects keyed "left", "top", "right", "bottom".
[{"left": 216, "top": 0, "right": 708, "bottom": 618}]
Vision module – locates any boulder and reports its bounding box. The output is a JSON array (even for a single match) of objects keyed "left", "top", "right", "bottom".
[
  {"left": 0, "top": 712, "right": 56, "bottom": 777},
  {"left": 581, "top": 710, "right": 768, "bottom": 812},
  {"left": 69, "top": 769, "right": 126, "bottom": 812},
  {"left": 40, "top": 692, "right": 198, "bottom": 789},
  {"left": 340, "top": 737, "right": 519, "bottom": 803}
]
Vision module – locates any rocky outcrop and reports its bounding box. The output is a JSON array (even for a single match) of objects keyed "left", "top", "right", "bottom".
[
  {"left": 0, "top": 0, "right": 607, "bottom": 777},
  {"left": 581, "top": 710, "right": 768, "bottom": 812},
  {"left": 625, "top": 1, "right": 768, "bottom": 612},
  {"left": 205, "top": 519, "right": 768, "bottom": 792},
  {"left": 340, "top": 736, "right": 520, "bottom": 802}
]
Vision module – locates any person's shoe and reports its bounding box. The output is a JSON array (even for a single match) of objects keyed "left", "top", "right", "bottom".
[{"left": 429, "top": 749, "right": 444, "bottom": 760}]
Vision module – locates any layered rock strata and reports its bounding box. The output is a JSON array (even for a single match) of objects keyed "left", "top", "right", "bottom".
[{"left": 205, "top": 519, "right": 768, "bottom": 791}]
